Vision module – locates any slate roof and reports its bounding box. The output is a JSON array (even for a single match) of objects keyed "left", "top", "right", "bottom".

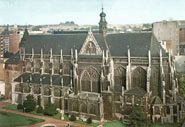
[
  {"left": 14, "top": 73, "right": 71, "bottom": 86},
  {"left": 69, "top": 92, "right": 100, "bottom": 101},
  {"left": 23, "top": 34, "right": 106, "bottom": 56},
  {"left": 124, "top": 87, "right": 147, "bottom": 96},
  {"left": 176, "top": 96, "right": 185, "bottom": 103},
  {"left": 5, "top": 52, "right": 20, "bottom": 64},
  {"left": 21, "top": 32, "right": 167, "bottom": 57},
  {"left": 151, "top": 96, "right": 162, "bottom": 105},
  {"left": 106, "top": 33, "right": 167, "bottom": 57}
]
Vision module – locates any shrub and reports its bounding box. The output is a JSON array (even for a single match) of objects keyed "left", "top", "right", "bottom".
[
  {"left": 17, "top": 104, "right": 23, "bottom": 110},
  {"left": 86, "top": 117, "right": 92, "bottom": 124},
  {"left": 69, "top": 114, "right": 76, "bottom": 121},
  {"left": 43, "top": 102, "right": 57, "bottom": 116},
  {"left": 23, "top": 95, "right": 36, "bottom": 112},
  {"left": 36, "top": 106, "right": 43, "bottom": 114},
  {"left": 128, "top": 105, "right": 147, "bottom": 127}
]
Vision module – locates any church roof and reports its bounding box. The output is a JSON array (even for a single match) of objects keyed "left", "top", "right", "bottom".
[
  {"left": 106, "top": 32, "right": 167, "bottom": 57},
  {"left": 124, "top": 87, "right": 147, "bottom": 96},
  {"left": 21, "top": 32, "right": 167, "bottom": 57},
  {"left": 151, "top": 96, "right": 162, "bottom": 105}
]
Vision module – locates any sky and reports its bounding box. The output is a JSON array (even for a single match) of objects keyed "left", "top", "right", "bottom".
[{"left": 0, "top": 0, "right": 185, "bottom": 25}]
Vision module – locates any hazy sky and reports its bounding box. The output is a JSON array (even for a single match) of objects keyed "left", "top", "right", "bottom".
[{"left": 0, "top": 0, "right": 185, "bottom": 25}]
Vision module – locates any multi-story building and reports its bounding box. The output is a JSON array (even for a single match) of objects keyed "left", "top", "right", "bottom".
[
  {"left": 10, "top": 9, "right": 185, "bottom": 124},
  {"left": 3, "top": 36, "right": 9, "bottom": 53},
  {"left": 0, "top": 35, "right": 4, "bottom": 58},
  {"left": 152, "top": 20, "right": 185, "bottom": 56}
]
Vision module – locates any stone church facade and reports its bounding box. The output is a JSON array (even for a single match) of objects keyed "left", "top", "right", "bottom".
[{"left": 11, "top": 9, "right": 185, "bottom": 123}]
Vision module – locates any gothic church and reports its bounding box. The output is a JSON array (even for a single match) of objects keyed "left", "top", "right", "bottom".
[{"left": 12, "top": 8, "right": 185, "bottom": 123}]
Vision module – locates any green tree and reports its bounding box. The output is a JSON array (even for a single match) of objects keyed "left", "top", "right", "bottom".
[
  {"left": 128, "top": 105, "right": 147, "bottom": 127},
  {"left": 23, "top": 95, "right": 36, "bottom": 112},
  {"left": 86, "top": 117, "right": 92, "bottom": 124},
  {"left": 69, "top": 114, "right": 76, "bottom": 121},
  {"left": 36, "top": 106, "right": 43, "bottom": 114},
  {"left": 43, "top": 102, "right": 57, "bottom": 116},
  {"left": 17, "top": 104, "right": 23, "bottom": 110}
]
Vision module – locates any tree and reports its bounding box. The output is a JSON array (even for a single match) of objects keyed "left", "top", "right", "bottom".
[
  {"left": 128, "top": 105, "right": 147, "bottom": 127},
  {"left": 86, "top": 117, "right": 92, "bottom": 124},
  {"left": 36, "top": 106, "right": 43, "bottom": 113},
  {"left": 43, "top": 102, "right": 57, "bottom": 116},
  {"left": 23, "top": 95, "right": 36, "bottom": 112},
  {"left": 17, "top": 104, "right": 23, "bottom": 110},
  {"left": 69, "top": 114, "right": 76, "bottom": 121}
]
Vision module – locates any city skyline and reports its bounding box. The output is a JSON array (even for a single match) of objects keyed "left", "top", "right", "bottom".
[{"left": 0, "top": 0, "right": 185, "bottom": 25}]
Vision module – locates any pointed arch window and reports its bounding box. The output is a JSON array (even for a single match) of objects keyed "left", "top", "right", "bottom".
[
  {"left": 114, "top": 66, "right": 126, "bottom": 91},
  {"left": 81, "top": 67, "right": 100, "bottom": 93},
  {"left": 132, "top": 67, "right": 147, "bottom": 90}
]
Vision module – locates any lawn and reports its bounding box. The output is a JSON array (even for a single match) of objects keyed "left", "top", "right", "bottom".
[
  {"left": 0, "top": 111, "right": 44, "bottom": 127},
  {"left": 3, "top": 104, "right": 99, "bottom": 126},
  {"left": 103, "top": 121, "right": 126, "bottom": 127}
]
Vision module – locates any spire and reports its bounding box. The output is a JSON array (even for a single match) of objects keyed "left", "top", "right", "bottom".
[{"left": 99, "top": 6, "right": 107, "bottom": 35}]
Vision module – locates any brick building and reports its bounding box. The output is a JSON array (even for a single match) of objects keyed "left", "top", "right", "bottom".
[{"left": 9, "top": 29, "right": 21, "bottom": 54}]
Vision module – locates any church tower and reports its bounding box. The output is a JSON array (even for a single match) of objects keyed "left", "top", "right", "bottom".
[{"left": 99, "top": 7, "right": 107, "bottom": 35}]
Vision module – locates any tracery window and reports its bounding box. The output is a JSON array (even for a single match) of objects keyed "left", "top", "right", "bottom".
[
  {"left": 114, "top": 66, "right": 126, "bottom": 91},
  {"left": 81, "top": 67, "right": 99, "bottom": 92},
  {"left": 132, "top": 67, "right": 147, "bottom": 90}
]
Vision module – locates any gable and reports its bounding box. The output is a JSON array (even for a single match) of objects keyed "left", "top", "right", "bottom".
[{"left": 79, "top": 31, "right": 102, "bottom": 55}]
